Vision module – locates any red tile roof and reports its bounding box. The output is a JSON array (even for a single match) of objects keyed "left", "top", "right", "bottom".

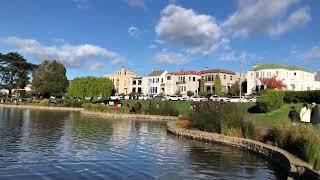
[
  {"left": 168, "top": 71, "right": 201, "bottom": 76},
  {"left": 200, "top": 69, "right": 236, "bottom": 75}
]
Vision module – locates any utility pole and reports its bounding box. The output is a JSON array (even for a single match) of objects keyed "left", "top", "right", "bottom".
[{"left": 239, "top": 59, "right": 244, "bottom": 102}]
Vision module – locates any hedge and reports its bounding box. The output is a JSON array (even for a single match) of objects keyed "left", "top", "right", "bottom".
[
  {"left": 256, "top": 90, "right": 285, "bottom": 112},
  {"left": 284, "top": 90, "right": 320, "bottom": 104}
]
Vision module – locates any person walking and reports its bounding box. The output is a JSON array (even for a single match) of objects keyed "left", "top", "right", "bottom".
[
  {"left": 300, "top": 103, "right": 311, "bottom": 123},
  {"left": 310, "top": 102, "right": 319, "bottom": 129},
  {"left": 288, "top": 106, "right": 300, "bottom": 125}
]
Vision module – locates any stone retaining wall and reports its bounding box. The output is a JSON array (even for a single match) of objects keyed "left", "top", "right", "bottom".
[
  {"left": 81, "top": 110, "right": 177, "bottom": 121},
  {"left": 167, "top": 121, "right": 320, "bottom": 179},
  {"left": 0, "top": 104, "right": 83, "bottom": 112}
]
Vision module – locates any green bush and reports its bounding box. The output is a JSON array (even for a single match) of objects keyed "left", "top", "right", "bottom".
[
  {"left": 82, "top": 103, "right": 129, "bottom": 114},
  {"left": 256, "top": 90, "right": 284, "bottom": 112},
  {"left": 63, "top": 99, "right": 90, "bottom": 107},
  {"left": 284, "top": 90, "right": 320, "bottom": 104},
  {"left": 189, "top": 102, "right": 256, "bottom": 139},
  {"left": 274, "top": 124, "right": 320, "bottom": 171},
  {"left": 39, "top": 99, "right": 49, "bottom": 106}
]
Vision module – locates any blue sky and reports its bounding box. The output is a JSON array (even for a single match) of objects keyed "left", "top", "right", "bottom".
[{"left": 0, "top": 0, "right": 319, "bottom": 79}]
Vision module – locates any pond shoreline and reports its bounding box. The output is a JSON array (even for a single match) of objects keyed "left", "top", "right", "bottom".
[
  {"left": 167, "top": 121, "right": 320, "bottom": 179},
  {"left": 0, "top": 104, "right": 83, "bottom": 111},
  {"left": 1, "top": 103, "right": 319, "bottom": 178}
]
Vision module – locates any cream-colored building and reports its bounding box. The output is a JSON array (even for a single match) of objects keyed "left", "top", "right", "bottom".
[
  {"left": 165, "top": 71, "right": 201, "bottom": 96},
  {"left": 128, "top": 77, "right": 148, "bottom": 95},
  {"left": 200, "top": 67, "right": 240, "bottom": 94},
  {"left": 146, "top": 70, "right": 168, "bottom": 96},
  {"left": 105, "top": 67, "right": 136, "bottom": 95},
  {"left": 247, "top": 64, "right": 320, "bottom": 94}
]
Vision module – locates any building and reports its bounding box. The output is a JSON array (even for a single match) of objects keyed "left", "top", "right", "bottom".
[
  {"left": 165, "top": 71, "right": 201, "bottom": 96},
  {"left": 199, "top": 67, "right": 239, "bottom": 94},
  {"left": 105, "top": 67, "right": 136, "bottom": 95},
  {"left": 128, "top": 77, "right": 148, "bottom": 95},
  {"left": 247, "top": 64, "right": 320, "bottom": 94},
  {"left": 146, "top": 70, "right": 167, "bottom": 96}
]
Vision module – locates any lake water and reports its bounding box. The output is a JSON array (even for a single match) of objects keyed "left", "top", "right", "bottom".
[{"left": 0, "top": 107, "right": 286, "bottom": 179}]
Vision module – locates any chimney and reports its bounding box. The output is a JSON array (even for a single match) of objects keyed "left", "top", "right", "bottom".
[{"left": 204, "top": 67, "right": 208, "bottom": 70}]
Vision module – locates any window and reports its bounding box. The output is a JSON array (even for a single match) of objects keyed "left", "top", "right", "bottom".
[
  {"left": 161, "top": 78, "right": 163, "bottom": 83},
  {"left": 167, "top": 76, "right": 171, "bottom": 80},
  {"left": 256, "top": 72, "right": 259, "bottom": 78},
  {"left": 230, "top": 76, "right": 233, "bottom": 80},
  {"left": 193, "top": 77, "right": 196, "bottom": 81},
  {"left": 184, "top": 86, "right": 186, "bottom": 91},
  {"left": 133, "top": 80, "right": 136, "bottom": 85},
  {"left": 189, "top": 77, "right": 191, "bottom": 81},
  {"left": 294, "top": 72, "right": 297, "bottom": 76},
  {"left": 138, "top": 87, "right": 142, "bottom": 93},
  {"left": 138, "top": 80, "right": 142, "bottom": 85},
  {"left": 132, "top": 88, "right": 136, "bottom": 93},
  {"left": 224, "top": 75, "right": 226, "bottom": 79}
]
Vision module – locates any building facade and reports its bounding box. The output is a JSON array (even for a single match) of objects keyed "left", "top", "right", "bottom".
[
  {"left": 128, "top": 77, "right": 148, "bottom": 95},
  {"left": 105, "top": 67, "right": 136, "bottom": 95},
  {"left": 165, "top": 71, "right": 201, "bottom": 96},
  {"left": 247, "top": 64, "right": 320, "bottom": 94},
  {"left": 145, "top": 70, "right": 167, "bottom": 96},
  {"left": 199, "top": 68, "right": 239, "bottom": 94}
]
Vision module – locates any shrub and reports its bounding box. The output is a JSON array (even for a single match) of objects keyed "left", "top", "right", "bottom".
[
  {"left": 82, "top": 103, "right": 129, "bottom": 114},
  {"left": 64, "top": 99, "right": 90, "bottom": 107},
  {"left": 145, "top": 101, "right": 179, "bottom": 116},
  {"left": 274, "top": 124, "right": 320, "bottom": 171},
  {"left": 256, "top": 90, "right": 284, "bottom": 112},
  {"left": 176, "top": 119, "right": 191, "bottom": 129},
  {"left": 39, "top": 99, "right": 49, "bottom": 106},
  {"left": 189, "top": 102, "right": 256, "bottom": 139},
  {"left": 284, "top": 90, "right": 320, "bottom": 104}
]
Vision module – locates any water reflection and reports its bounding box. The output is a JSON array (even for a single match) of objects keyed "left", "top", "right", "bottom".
[{"left": 0, "top": 108, "right": 284, "bottom": 179}]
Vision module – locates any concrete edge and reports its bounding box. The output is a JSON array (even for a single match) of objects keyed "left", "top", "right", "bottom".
[
  {"left": 0, "top": 104, "right": 83, "bottom": 112},
  {"left": 81, "top": 110, "right": 177, "bottom": 121},
  {"left": 167, "top": 121, "right": 320, "bottom": 178}
]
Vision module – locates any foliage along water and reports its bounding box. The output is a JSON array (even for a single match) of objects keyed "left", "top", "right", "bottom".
[{"left": 0, "top": 107, "right": 286, "bottom": 179}]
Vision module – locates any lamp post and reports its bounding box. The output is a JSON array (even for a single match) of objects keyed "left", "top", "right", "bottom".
[{"left": 239, "top": 59, "right": 245, "bottom": 102}]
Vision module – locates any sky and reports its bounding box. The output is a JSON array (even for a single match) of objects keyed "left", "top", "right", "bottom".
[{"left": 0, "top": 0, "right": 319, "bottom": 79}]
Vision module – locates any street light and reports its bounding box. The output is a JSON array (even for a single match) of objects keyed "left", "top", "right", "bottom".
[{"left": 239, "top": 59, "right": 245, "bottom": 102}]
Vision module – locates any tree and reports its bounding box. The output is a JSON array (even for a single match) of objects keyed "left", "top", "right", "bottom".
[
  {"left": 259, "top": 76, "right": 286, "bottom": 90},
  {"left": 187, "top": 90, "right": 194, "bottom": 97},
  {"left": 214, "top": 76, "right": 222, "bottom": 96},
  {"left": 175, "top": 89, "right": 181, "bottom": 96},
  {"left": 230, "top": 81, "right": 240, "bottom": 96},
  {"left": 32, "top": 60, "right": 69, "bottom": 98},
  {"left": 0, "top": 52, "right": 36, "bottom": 96},
  {"left": 67, "top": 76, "right": 114, "bottom": 99}
]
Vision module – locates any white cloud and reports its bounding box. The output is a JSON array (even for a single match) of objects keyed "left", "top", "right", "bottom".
[
  {"left": 155, "top": 4, "right": 222, "bottom": 56},
  {"left": 127, "top": 0, "right": 145, "bottom": 8},
  {"left": 152, "top": 52, "right": 189, "bottom": 65},
  {"left": 302, "top": 46, "right": 320, "bottom": 60},
  {"left": 73, "top": 0, "right": 90, "bottom": 9},
  {"left": 128, "top": 26, "right": 141, "bottom": 38},
  {"left": 269, "top": 7, "right": 311, "bottom": 36},
  {"left": 90, "top": 62, "right": 105, "bottom": 71},
  {"left": 148, "top": 44, "right": 157, "bottom": 49},
  {"left": 220, "top": 51, "right": 261, "bottom": 62},
  {"left": 0, "top": 36, "right": 125, "bottom": 69},
  {"left": 223, "top": 0, "right": 311, "bottom": 37}
]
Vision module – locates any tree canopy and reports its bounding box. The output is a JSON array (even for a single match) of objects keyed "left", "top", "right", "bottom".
[
  {"left": 214, "top": 76, "right": 222, "bottom": 96},
  {"left": 32, "top": 60, "right": 69, "bottom": 97},
  {"left": 230, "top": 81, "right": 240, "bottom": 96},
  {"left": 259, "top": 76, "right": 286, "bottom": 90},
  {"left": 67, "top": 77, "right": 114, "bottom": 99},
  {"left": 0, "top": 52, "right": 36, "bottom": 95}
]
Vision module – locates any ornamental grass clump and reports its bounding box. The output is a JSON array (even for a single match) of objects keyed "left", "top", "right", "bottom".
[
  {"left": 82, "top": 103, "right": 129, "bottom": 114},
  {"left": 189, "top": 102, "right": 256, "bottom": 139},
  {"left": 274, "top": 124, "right": 320, "bottom": 171}
]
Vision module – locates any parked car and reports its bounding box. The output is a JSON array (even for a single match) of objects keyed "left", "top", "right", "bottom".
[
  {"left": 153, "top": 95, "right": 165, "bottom": 101},
  {"left": 229, "top": 96, "right": 248, "bottom": 103},
  {"left": 209, "top": 95, "right": 229, "bottom": 102},
  {"left": 167, "top": 95, "right": 180, "bottom": 101},
  {"left": 178, "top": 95, "right": 189, "bottom": 101},
  {"left": 138, "top": 95, "right": 150, "bottom": 100},
  {"left": 190, "top": 96, "right": 208, "bottom": 102},
  {"left": 110, "top": 95, "right": 124, "bottom": 100}
]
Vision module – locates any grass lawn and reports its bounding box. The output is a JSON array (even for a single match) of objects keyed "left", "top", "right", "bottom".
[{"left": 253, "top": 103, "right": 303, "bottom": 128}]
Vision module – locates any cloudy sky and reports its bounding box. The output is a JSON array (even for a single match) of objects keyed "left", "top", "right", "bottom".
[{"left": 0, "top": 0, "right": 319, "bottom": 79}]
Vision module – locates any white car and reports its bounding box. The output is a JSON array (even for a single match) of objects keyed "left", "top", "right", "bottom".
[
  {"left": 138, "top": 95, "right": 150, "bottom": 100},
  {"left": 209, "top": 95, "right": 230, "bottom": 102},
  {"left": 110, "top": 95, "right": 123, "bottom": 100},
  {"left": 229, "top": 96, "right": 248, "bottom": 103},
  {"left": 190, "top": 96, "right": 208, "bottom": 102},
  {"left": 178, "top": 95, "right": 189, "bottom": 101},
  {"left": 167, "top": 95, "right": 180, "bottom": 101}
]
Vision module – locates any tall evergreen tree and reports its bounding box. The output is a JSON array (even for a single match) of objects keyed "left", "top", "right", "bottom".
[
  {"left": 32, "top": 60, "right": 69, "bottom": 98},
  {"left": 214, "top": 76, "right": 222, "bottom": 96}
]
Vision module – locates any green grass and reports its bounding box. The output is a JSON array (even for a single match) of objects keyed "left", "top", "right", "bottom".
[{"left": 253, "top": 103, "right": 303, "bottom": 128}]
